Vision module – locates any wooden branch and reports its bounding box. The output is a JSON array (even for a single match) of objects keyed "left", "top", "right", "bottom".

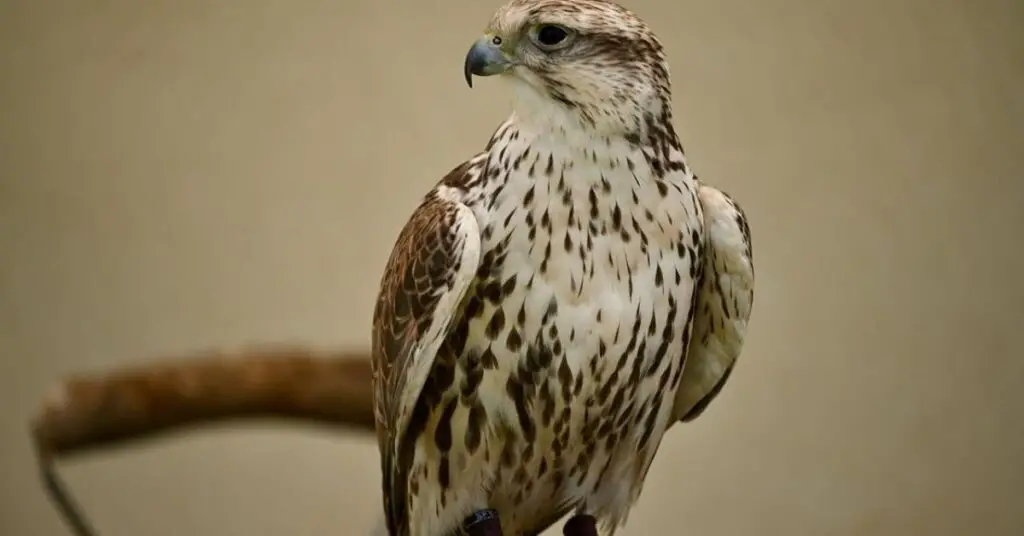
[
  {"left": 31, "top": 345, "right": 378, "bottom": 459},
  {"left": 30, "top": 345, "right": 379, "bottom": 536}
]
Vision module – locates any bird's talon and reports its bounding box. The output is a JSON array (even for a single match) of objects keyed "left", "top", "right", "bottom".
[
  {"left": 463, "top": 508, "right": 502, "bottom": 535},
  {"left": 563, "top": 514, "right": 598, "bottom": 536}
]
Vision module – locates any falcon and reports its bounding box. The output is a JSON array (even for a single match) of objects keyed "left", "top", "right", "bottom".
[{"left": 369, "top": 1, "right": 755, "bottom": 535}]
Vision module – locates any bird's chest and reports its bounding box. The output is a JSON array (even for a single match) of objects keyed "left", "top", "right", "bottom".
[
  {"left": 444, "top": 162, "right": 702, "bottom": 527},
  {"left": 456, "top": 159, "right": 701, "bottom": 446}
]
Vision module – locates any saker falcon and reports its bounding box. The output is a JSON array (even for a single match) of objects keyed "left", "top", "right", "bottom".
[{"left": 369, "top": 0, "right": 755, "bottom": 535}]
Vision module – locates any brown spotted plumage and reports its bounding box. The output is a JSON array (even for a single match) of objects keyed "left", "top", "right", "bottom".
[{"left": 370, "top": 1, "right": 755, "bottom": 535}]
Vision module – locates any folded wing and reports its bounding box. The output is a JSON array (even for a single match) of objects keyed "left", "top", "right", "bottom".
[
  {"left": 370, "top": 183, "right": 482, "bottom": 533},
  {"left": 672, "top": 184, "right": 755, "bottom": 424}
]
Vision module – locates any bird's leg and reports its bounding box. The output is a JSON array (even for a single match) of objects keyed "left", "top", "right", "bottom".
[
  {"left": 563, "top": 514, "right": 598, "bottom": 536},
  {"left": 462, "top": 509, "right": 502, "bottom": 536}
]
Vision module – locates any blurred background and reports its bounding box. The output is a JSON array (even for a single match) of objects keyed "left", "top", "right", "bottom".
[{"left": 2, "top": 0, "right": 1023, "bottom": 535}]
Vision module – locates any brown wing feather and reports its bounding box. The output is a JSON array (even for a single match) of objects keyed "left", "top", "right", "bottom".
[
  {"left": 371, "top": 173, "right": 481, "bottom": 534},
  {"left": 672, "top": 184, "right": 755, "bottom": 424}
]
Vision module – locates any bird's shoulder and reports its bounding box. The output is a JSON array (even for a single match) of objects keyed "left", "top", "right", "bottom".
[
  {"left": 370, "top": 155, "right": 487, "bottom": 447},
  {"left": 371, "top": 154, "right": 488, "bottom": 355}
]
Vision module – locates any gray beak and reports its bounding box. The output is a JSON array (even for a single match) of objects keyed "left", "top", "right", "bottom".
[{"left": 464, "top": 36, "right": 512, "bottom": 88}]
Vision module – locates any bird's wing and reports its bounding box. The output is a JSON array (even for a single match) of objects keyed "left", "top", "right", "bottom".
[
  {"left": 370, "top": 175, "right": 482, "bottom": 532},
  {"left": 671, "top": 183, "right": 755, "bottom": 424}
]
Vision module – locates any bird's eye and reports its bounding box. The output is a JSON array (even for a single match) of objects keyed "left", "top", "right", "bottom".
[
  {"left": 537, "top": 25, "right": 567, "bottom": 45},
  {"left": 532, "top": 24, "right": 573, "bottom": 50}
]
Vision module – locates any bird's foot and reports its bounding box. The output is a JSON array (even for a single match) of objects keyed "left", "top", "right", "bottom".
[
  {"left": 463, "top": 509, "right": 502, "bottom": 536},
  {"left": 563, "top": 514, "right": 598, "bottom": 536}
]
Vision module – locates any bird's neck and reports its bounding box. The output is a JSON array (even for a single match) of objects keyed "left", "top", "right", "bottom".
[
  {"left": 504, "top": 111, "right": 611, "bottom": 154},
  {"left": 484, "top": 106, "right": 690, "bottom": 190},
  {"left": 479, "top": 110, "right": 693, "bottom": 200},
  {"left": 503, "top": 85, "right": 683, "bottom": 158}
]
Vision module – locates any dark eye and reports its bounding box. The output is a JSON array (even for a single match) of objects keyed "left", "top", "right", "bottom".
[{"left": 536, "top": 25, "right": 568, "bottom": 47}]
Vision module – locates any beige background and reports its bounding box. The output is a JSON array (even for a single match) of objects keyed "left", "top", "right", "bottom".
[{"left": 2, "top": 0, "right": 1023, "bottom": 535}]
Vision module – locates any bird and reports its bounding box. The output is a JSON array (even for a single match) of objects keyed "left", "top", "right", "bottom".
[{"left": 369, "top": 1, "right": 755, "bottom": 535}]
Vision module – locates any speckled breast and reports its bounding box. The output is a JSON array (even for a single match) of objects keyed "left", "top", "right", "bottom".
[{"left": 433, "top": 159, "right": 702, "bottom": 532}]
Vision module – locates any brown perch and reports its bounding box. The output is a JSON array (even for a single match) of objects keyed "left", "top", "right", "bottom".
[{"left": 30, "top": 345, "right": 378, "bottom": 536}]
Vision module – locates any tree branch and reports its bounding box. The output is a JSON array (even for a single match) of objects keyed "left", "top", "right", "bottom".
[
  {"left": 31, "top": 345, "right": 378, "bottom": 459},
  {"left": 30, "top": 345, "right": 379, "bottom": 536}
]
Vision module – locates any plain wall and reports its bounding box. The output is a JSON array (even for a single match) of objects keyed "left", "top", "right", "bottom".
[{"left": 2, "top": 0, "right": 1022, "bottom": 534}]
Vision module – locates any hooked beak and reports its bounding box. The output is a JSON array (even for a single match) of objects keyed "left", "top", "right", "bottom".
[{"left": 464, "top": 36, "right": 513, "bottom": 88}]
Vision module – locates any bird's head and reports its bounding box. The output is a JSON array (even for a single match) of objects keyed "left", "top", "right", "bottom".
[{"left": 465, "top": 0, "right": 673, "bottom": 139}]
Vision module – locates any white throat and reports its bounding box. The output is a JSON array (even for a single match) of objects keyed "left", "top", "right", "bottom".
[{"left": 502, "top": 76, "right": 626, "bottom": 147}]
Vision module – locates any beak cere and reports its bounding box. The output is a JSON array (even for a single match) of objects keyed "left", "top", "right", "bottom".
[{"left": 464, "top": 36, "right": 512, "bottom": 88}]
